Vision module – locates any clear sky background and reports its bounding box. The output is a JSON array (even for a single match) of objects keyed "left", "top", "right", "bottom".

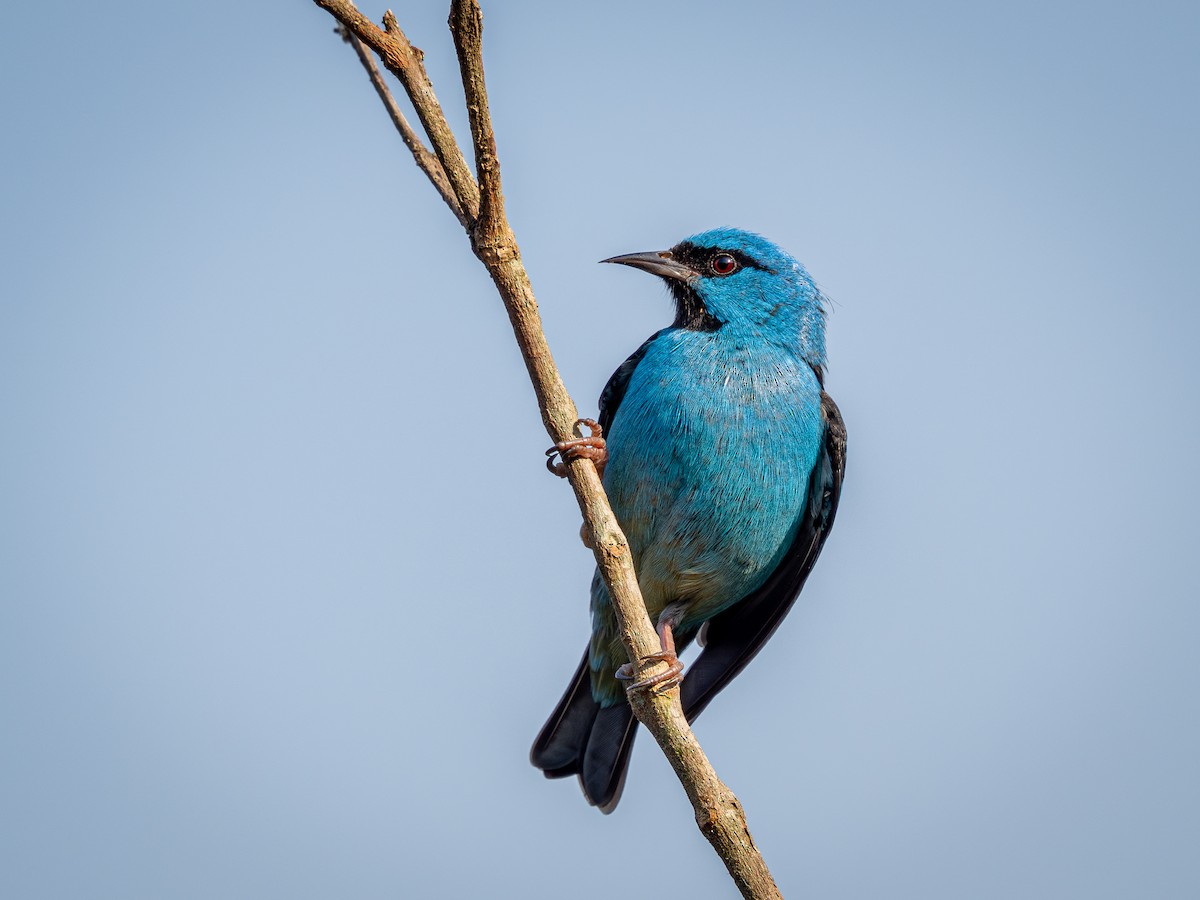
[{"left": 2, "top": 1, "right": 1198, "bottom": 897}]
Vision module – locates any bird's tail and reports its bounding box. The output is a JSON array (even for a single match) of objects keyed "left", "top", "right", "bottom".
[{"left": 530, "top": 650, "right": 637, "bottom": 813}]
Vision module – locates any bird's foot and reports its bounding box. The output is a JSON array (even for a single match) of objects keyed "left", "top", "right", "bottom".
[
  {"left": 615, "top": 615, "right": 684, "bottom": 695},
  {"left": 615, "top": 651, "right": 685, "bottom": 696},
  {"left": 545, "top": 418, "right": 607, "bottom": 478}
]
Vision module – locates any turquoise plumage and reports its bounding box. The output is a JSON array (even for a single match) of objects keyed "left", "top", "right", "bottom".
[{"left": 532, "top": 228, "right": 846, "bottom": 811}]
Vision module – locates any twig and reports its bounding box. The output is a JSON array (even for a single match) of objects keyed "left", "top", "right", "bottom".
[
  {"left": 314, "top": 3, "right": 784, "bottom": 897},
  {"left": 447, "top": 0, "right": 501, "bottom": 239},
  {"left": 315, "top": 0, "right": 480, "bottom": 220},
  {"left": 337, "top": 26, "right": 467, "bottom": 226}
]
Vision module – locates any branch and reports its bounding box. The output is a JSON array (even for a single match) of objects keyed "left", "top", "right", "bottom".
[
  {"left": 337, "top": 27, "right": 467, "bottom": 226},
  {"left": 314, "top": 3, "right": 783, "bottom": 897},
  {"left": 314, "top": 0, "right": 481, "bottom": 220},
  {"left": 448, "top": 0, "right": 503, "bottom": 240}
]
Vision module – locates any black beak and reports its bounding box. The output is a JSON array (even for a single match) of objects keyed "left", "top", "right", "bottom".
[{"left": 600, "top": 250, "right": 698, "bottom": 283}]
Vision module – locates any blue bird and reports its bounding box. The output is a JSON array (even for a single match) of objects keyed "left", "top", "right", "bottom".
[{"left": 531, "top": 228, "right": 846, "bottom": 812}]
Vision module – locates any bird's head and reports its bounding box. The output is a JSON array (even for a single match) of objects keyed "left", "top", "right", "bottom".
[{"left": 602, "top": 227, "right": 826, "bottom": 367}]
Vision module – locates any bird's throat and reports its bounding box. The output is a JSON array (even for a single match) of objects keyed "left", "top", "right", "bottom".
[{"left": 668, "top": 281, "right": 722, "bottom": 332}]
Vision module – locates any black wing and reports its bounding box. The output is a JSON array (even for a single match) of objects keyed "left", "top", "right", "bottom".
[
  {"left": 680, "top": 391, "right": 847, "bottom": 722},
  {"left": 597, "top": 329, "right": 669, "bottom": 436}
]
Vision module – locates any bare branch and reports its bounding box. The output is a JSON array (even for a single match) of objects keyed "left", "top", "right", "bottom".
[
  {"left": 315, "top": 0, "right": 481, "bottom": 220},
  {"left": 315, "top": 2, "right": 784, "bottom": 897},
  {"left": 448, "top": 0, "right": 502, "bottom": 238},
  {"left": 337, "top": 26, "right": 467, "bottom": 226}
]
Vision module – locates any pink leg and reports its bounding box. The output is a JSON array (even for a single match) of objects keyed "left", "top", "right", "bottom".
[
  {"left": 545, "top": 418, "right": 608, "bottom": 478},
  {"left": 615, "top": 617, "right": 685, "bottom": 695}
]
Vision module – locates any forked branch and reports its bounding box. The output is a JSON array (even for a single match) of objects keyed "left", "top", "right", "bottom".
[
  {"left": 312, "top": 3, "right": 784, "bottom": 897},
  {"left": 337, "top": 27, "right": 466, "bottom": 225}
]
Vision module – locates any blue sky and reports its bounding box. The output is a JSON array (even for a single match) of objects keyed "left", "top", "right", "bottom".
[{"left": 2, "top": 1, "right": 1198, "bottom": 897}]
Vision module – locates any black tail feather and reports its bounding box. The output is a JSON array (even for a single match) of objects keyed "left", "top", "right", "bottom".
[
  {"left": 530, "top": 653, "right": 598, "bottom": 776},
  {"left": 581, "top": 705, "right": 637, "bottom": 813},
  {"left": 531, "top": 650, "right": 638, "bottom": 813}
]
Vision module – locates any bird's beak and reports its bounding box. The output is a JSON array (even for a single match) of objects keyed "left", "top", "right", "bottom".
[{"left": 600, "top": 250, "right": 698, "bottom": 282}]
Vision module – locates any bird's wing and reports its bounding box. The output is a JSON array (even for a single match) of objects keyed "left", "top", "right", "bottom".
[
  {"left": 597, "top": 329, "right": 669, "bottom": 435},
  {"left": 680, "top": 390, "right": 847, "bottom": 722}
]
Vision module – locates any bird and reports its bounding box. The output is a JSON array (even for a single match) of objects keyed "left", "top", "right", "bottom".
[{"left": 530, "top": 227, "right": 846, "bottom": 812}]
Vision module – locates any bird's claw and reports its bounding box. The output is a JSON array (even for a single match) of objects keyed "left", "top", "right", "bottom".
[
  {"left": 545, "top": 418, "right": 608, "bottom": 478},
  {"left": 614, "top": 651, "right": 685, "bottom": 696}
]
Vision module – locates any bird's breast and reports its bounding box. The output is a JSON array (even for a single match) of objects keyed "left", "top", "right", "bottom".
[{"left": 602, "top": 331, "right": 824, "bottom": 623}]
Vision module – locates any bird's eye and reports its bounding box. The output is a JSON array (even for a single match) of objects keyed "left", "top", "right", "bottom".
[{"left": 710, "top": 253, "right": 738, "bottom": 276}]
